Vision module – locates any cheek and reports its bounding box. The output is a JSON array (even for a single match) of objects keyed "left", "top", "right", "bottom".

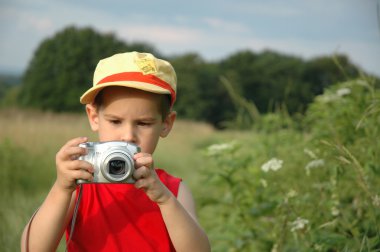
[
  {"left": 138, "top": 131, "right": 161, "bottom": 153},
  {"left": 97, "top": 131, "right": 111, "bottom": 142},
  {"left": 97, "top": 123, "right": 117, "bottom": 141}
]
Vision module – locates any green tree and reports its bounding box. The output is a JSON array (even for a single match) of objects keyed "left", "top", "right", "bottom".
[
  {"left": 171, "top": 53, "right": 233, "bottom": 127},
  {"left": 19, "top": 26, "right": 157, "bottom": 111},
  {"left": 0, "top": 81, "right": 10, "bottom": 102},
  {"left": 218, "top": 51, "right": 362, "bottom": 119},
  {"left": 0, "top": 74, "right": 22, "bottom": 107},
  {"left": 219, "top": 50, "right": 306, "bottom": 114},
  {"left": 301, "top": 55, "right": 360, "bottom": 95}
]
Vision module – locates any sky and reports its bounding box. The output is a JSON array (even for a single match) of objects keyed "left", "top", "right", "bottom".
[{"left": 0, "top": 0, "right": 379, "bottom": 76}]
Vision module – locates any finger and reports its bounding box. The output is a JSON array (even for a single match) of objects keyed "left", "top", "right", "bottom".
[
  {"left": 134, "top": 178, "right": 148, "bottom": 190},
  {"left": 65, "top": 137, "right": 88, "bottom": 147},
  {"left": 134, "top": 152, "right": 148, "bottom": 159},
  {"left": 72, "top": 169, "right": 94, "bottom": 182},
  {"left": 57, "top": 137, "right": 88, "bottom": 161},
  {"left": 67, "top": 160, "right": 94, "bottom": 173},
  {"left": 134, "top": 154, "right": 154, "bottom": 168},
  {"left": 63, "top": 146, "right": 88, "bottom": 160},
  {"left": 133, "top": 166, "right": 150, "bottom": 180}
]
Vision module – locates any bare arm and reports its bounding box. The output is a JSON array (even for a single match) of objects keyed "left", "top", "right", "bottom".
[
  {"left": 21, "top": 186, "right": 76, "bottom": 252},
  {"left": 21, "top": 137, "right": 93, "bottom": 252},
  {"left": 159, "top": 182, "right": 211, "bottom": 252},
  {"left": 133, "top": 153, "right": 210, "bottom": 252}
]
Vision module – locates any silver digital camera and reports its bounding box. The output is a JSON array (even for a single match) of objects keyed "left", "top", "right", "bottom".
[{"left": 76, "top": 141, "right": 140, "bottom": 184}]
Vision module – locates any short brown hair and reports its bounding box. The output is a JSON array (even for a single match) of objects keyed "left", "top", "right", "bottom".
[{"left": 93, "top": 88, "right": 172, "bottom": 121}]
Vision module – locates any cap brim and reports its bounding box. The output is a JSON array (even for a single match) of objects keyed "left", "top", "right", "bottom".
[{"left": 80, "top": 81, "right": 171, "bottom": 104}]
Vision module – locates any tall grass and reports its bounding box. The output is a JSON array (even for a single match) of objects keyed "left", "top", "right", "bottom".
[
  {"left": 0, "top": 109, "right": 233, "bottom": 251},
  {"left": 199, "top": 77, "right": 380, "bottom": 251},
  {"left": 1, "top": 77, "right": 379, "bottom": 251}
]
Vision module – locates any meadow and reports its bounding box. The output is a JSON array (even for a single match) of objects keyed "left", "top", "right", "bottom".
[
  {"left": 0, "top": 108, "right": 241, "bottom": 251},
  {"left": 1, "top": 77, "right": 380, "bottom": 251}
]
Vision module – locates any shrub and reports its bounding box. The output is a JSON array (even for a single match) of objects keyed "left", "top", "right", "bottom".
[{"left": 200, "top": 77, "right": 380, "bottom": 251}]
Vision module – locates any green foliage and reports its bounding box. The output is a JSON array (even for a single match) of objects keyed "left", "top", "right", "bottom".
[
  {"left": 0, "top": 74, "right": 21, "bottom": 107},
  {"left": 200, "top": 77, "right": 380, "bottom": 251},
  {"left": 0, "top": 85, "right": 21, "bottom": 108},
  {"left": 1, "top": 75, "right": 379, "bottom": 250},
  {"left": 18, "top": 26, "right": 157, "bottom": 111},
  {"left": 305, "top": 78, "right": 379, "bottom": 144},
  {"left": 13, "top": 24, "right": 369, "bottom": 127},
  {"left": 219, "top": 50, "right": 362, "bottom": 118},
  {"left": 219, "top": 76, "right": 261, "bottom": 129},
  {"left": 219, "top": 50, "right": 305, "bottom": 114},
  {"left": 170, "top": 53, "right": 234, "bottom": 127},
  {"left": 0, "top": 139, "right": 54, "bottom": 195},
  {"left": 0, "top": 139, "right": 56, "bottom": 251},
  {"left": 302, "top": 55, "right": 360, "bottom": 95}
]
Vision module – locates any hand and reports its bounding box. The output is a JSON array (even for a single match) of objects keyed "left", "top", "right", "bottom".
[
  {"left": 55, "top": 137, "right": 94, "bottom": 192},
  {"left": 133, "top": 153, "right": 173, "bottom": 204}
]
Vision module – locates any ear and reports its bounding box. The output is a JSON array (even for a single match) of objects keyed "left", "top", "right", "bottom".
[
  {"left": 160, "top": 111, "right": 176, "bottom": 138},
  {"left": 86, "top": 104, "right": 100, "bottom": 132}
]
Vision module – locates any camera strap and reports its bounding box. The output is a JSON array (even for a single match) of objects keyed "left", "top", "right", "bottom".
[
  {"left": 25, "top": 207, "right": 40, "bottom": 252},
  {"left": 65, "top": 184, "right": 83, "bottom": 252}
]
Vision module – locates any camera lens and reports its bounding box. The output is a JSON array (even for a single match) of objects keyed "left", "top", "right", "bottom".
[{"left": 108, "top": 160, "right": 126, "bottom": 175}]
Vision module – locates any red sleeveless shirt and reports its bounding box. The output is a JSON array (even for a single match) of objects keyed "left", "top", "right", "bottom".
[{"left": 65, "top": 169, "right": 181, "bottom": 252}]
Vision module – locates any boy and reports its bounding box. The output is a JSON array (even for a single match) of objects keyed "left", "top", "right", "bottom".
[{"left": 21, "top": 52, "right": 211, "bottom": 252}]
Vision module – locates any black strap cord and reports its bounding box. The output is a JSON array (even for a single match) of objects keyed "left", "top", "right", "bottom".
[{"left": 66, "top": 184, "right": 83, "bottom": 252}]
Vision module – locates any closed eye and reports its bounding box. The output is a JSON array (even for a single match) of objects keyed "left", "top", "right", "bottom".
[
  {"left": 137, "top": 121, "right": 153, "bottom": 127},
  {"left": 109, "top": 119, "right": 122, "bottom": 125}
]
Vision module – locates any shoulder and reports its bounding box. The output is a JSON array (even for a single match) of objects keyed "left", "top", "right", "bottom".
[{"left": 156, "top": 169, "right": 199, "bottom": 220}]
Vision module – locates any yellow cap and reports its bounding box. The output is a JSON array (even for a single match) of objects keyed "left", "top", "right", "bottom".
[{"left": 80, "top": 52, "right": 177, "bottom": 107}]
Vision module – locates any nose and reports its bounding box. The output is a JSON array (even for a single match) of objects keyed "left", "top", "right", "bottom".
[{"left": 121, "top": 124, "right": 137, "bottom": 143}]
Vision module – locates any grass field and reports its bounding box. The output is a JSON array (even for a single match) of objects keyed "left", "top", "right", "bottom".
[
  {"left": 1, "top": 78, "right": 379, "bottom": 252},
  {"left": 0, "top": 108, "right": 242, "bottom": 251}
]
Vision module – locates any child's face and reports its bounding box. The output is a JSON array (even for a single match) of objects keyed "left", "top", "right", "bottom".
[{"left": 86, "top": 87, "right": 176, "bottom": 154}]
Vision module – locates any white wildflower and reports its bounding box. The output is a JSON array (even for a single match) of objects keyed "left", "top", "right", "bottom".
[
  {"left": 305, "top": 159, "right": 325, "bottom": 175},
  {"left": 336, "top": 87, "right": 351, "bottom": 97},
  {"left": 372, "top": 195, "right": 380, "bottom": 207},
  {"left": 290, "top": 217, "right": 309, "bottom": 232},
  {"left": 287, "top": 189, "right": 298, "bottom": 198},
  {"left": 284, "top": 189, "right": 298, "bottom": 203},
  {"left": 314, "top": 244, "right": 323, "bottom": 251},
  {"left": 316, "top": 87, "right": 351, "bottom": 103},
  {"left": 331, "top": 206, "right": 340, "bottom": 216},
  {"left": 316, "top": 93, "right": 337, "bottom": 103},
  {"left": 271, "top": 243, "right": 278, "bottom": 252},
  {"left": 206, "top": 142, "right": 236, "bottom": 156},
  {"left": 261, "top": 158, "right": 283, "bottom": 172},
  {"left": 331, "top": 194, "right": 340, "bottom": 216},
  {"left": 356, "top": 79, "right": 368, "bottom": 87},
  {"left": 260, "top": 179, "right": 268, "bottom": 188}
]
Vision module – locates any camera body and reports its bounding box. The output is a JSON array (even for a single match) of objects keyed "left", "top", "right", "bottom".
[{"left": 76, "top": 141, "right": 140, "bottom": 184}]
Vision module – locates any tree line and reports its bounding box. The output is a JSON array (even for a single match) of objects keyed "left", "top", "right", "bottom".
[{"left": 0, "top": 26, "right": 373, "bottom": 128}]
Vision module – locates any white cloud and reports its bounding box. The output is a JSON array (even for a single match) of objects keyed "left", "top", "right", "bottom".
[
  {"left": 222, "top": 1, "right": 301, "bottom": 17},
  {"left": 338, "top": 41, "right": 380, "bottom": 75},
  {"left": 0, "top": 6, "right": 52, "bottom": 33},
  {"left": 0, "top": 0, "right": 379, "bottom": 77},
  {"left": 116, "top": 25, "right": 202, "bottom": 45},
  {"left": 201, "top": 17, "right": 249, "bottom": 33}
]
